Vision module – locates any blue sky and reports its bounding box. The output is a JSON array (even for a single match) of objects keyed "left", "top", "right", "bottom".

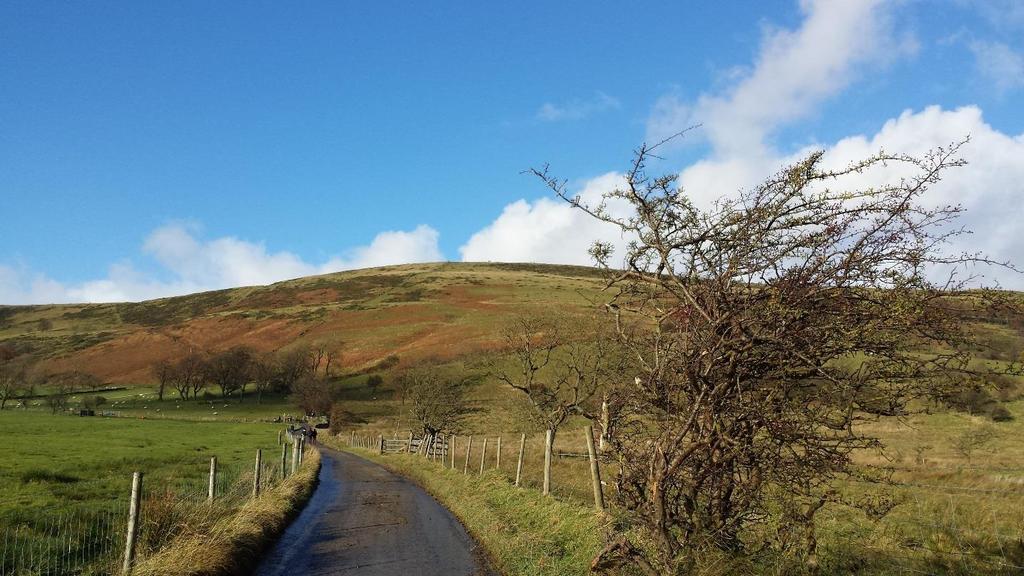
[{"left": 2, "top": 0, "right": 1023, "bottom": 303}]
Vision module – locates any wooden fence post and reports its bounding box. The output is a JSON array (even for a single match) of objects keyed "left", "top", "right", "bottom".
[
  {"left": 298, "top": 436, "right": 305, "bottom": 465},
  {"left": 515, "top": 433, "right": 526, "bottom": 487},
  {"left": 408, "top": 431, "right": 414, "bottom": 453},
  {"left": 585, "top": 426, "right": 604, "bottom": 511},
  {"left": 379, "top": 434, "right": 384, "bottom": 455},
  {"left": 121, "top": 471, "right": 142, "bottom": 575},
  {"left": 253, "top": 449, "right": 263, "bottom": 497},
  {"left": 496, "top": 436, "right": 502, "bottom": 470},
  {"left": 291, "top": 437, "right": 300, "bottom": 474},
  {"left": 208, "top": 456, "right": 217, "bottom": 502},
  {"left": 543, "top": 429, "right": 553, "bottom": 496},
  {"left": 280, "top": 443, "right": 288, "bottom": 479},
  {"left": 350, "top": 430, "right": 356, "bottom": 446},
  {"left": 450, "top": 436, "right": 457, "bottom": 469},
  {"left": 464, "top": 436, "right": 473, "bottom": 474},
  {"left": 278, "top": 429, "right": 283, "bottom": 445},
  {"left": 479, "top": 438, "right": 488, "bottom": 474}
]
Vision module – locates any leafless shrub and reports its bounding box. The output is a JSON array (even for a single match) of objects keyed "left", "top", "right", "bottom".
[{"left": 536, "top": 136, "right": 1021, "bottom": 572}]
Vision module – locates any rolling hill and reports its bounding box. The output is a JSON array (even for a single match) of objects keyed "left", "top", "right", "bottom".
[{"left": 0, "top": 262, "right": 609, "bottom": 385}]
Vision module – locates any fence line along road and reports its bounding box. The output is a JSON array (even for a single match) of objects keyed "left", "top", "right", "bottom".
[
  {"left": 344, "top": 426, "right": 607, "bottom": 512},
  {"left": 0, "top": 429, "right": 316, "bottom": 576}
]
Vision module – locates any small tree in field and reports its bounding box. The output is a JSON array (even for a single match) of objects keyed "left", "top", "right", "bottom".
[
  {"left": 535, "top": 138, "right": 1019, "bottom": 573},
  {"left": 290, "top": 376, "right": 334, "bottom": 417},
  {"left": 495, "top": 315, "right": 613, "bottom": 442},
  {"left": 204, "top": 347, "right": 253, "bottom": 400},
  {"left": 0, "top": 345, "right": 31, "bottom": 410},
  {"left": 401, "top": 368, "right": 471, "bottom": 436},
  {"left": 276, "top": 347, "right": 312, "bottom": 393},
  {"left": 152, "top": 360, "right": 173, "bottom": 401},
  {"left": 250, "top": 352, "right": 278, "bottom": 404},
  {"left": 169, "top": 351, "right": 206, "bottom": 400}
]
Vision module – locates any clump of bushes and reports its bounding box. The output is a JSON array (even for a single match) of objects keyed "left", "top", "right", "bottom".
[
  {"left": 81, "top": 395, "right": 107, "bottom": 410},
  {"left": 328, "top": 403, "right": 364, "bottom": 434},
  {"left": 990, "top": 404, "right": 1014, "bottom": 422},
  {"left": 375, "top": 355, "right": 400, "bottom": 371}
]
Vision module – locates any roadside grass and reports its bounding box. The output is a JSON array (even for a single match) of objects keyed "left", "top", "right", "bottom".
[
  {"left": 326, "top": 438, "right": 605, "bottom": 576},
  {"left": 338, "top": 401, "right": 1024, "bottom": 575},
  {"left": 131, "top": 448, "right": 321, "bottom": 576}
]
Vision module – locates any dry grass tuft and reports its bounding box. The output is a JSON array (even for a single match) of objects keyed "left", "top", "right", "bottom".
[{"left": 131, "top": 449, "right": 320, "bottom": 576}]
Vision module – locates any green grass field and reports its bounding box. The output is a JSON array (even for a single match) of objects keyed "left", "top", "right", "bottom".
[
  {"left": 0, "top": 411, "right": 282, "bottom": 519},
  {"left": 3, "top": 263, "right": 1024, "bottom": 574}
]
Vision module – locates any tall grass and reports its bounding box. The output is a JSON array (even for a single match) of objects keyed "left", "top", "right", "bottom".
[
  {"left": 336, "top": 403, "right": 1024, "bottom": 575},
  {"left": 131, "top": 449, "right": 320, "bottom": 576}
]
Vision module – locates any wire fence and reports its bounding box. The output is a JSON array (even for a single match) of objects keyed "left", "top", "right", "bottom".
[
  {"left": 1, "top": 432, "right": 313, "bottom": 576},
  {"left": 340, "top": 428, "right": 1024, "bottom": 576}
]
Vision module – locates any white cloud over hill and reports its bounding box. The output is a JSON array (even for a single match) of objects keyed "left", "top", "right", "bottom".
[
  {"left": 0, "top": 224, "right": 442, "bottom": 304},
  {"left": 460, "top": 0, "right": 1024, "bottom": 289}
]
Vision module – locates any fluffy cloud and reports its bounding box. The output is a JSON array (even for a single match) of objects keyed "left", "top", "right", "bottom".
[
  {"left": 536, "top": 91, "right": 620, "bottom": 122},
  {"left": 459, "top": 173, "right": 629, "bottom": 265},
  {"left": 467, "top": 0, "right": 912, "bottom": 267},
  {"left": 0, "top": 224, "right": 443, "bottom": 305},
  {"left": 646, "top": 0, "right": 913, "bottom": 155},
  {"left": 463, "top": 1, "right": 1024, "bottom": 288},
  {"left": 321, "top": 225, "right": 443, "bottom": 271}
]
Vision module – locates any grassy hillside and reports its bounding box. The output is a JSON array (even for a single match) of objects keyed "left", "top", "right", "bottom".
[
  {"left": 3, "top": 262, "right": 1024, "bottom": 574},
  {"left": 0, "top": 262, "right": 607, "bottom": 384}
]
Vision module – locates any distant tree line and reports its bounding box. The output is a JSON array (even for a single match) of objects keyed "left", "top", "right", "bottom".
[{"left": 150, "top": 343, "right": 342, "bottom": 409}]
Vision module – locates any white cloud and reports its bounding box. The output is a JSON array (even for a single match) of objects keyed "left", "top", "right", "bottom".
[
  {"left": 808, "top": 106, "right": 1024, "bottom": 286},
  {"left": 321, "top": 225, "right": 442, "bottom": 271},
  {"left": 536, "top": 91, "right": 620, "bottom": 122},
  {"left": 459, "top": 173, "right": 630, "bottom": 265},
  {"left": 0, "top": 224, "right": 443, "bottom": 305},
  {"left": 646, "top": 0, "right": 912, "bottom": 155},
  {"left": 464, "top": 1, "right": 1023, "bottom": 289},
  {"left": 969, "top": 40, "right": 1024, "bottom": 94}
]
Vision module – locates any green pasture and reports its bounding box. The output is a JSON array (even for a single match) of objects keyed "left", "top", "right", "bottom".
[{"left": 0, "top": 412, "right": 282, "bottom": 522}]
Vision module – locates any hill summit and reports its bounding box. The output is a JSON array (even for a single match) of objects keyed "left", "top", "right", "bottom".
[{"left": 0, "top": 262, "right": 606, "bottom": 383}]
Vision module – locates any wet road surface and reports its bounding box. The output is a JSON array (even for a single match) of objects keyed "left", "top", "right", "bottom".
[{"left": 253, "top": 448, "right": 493, "bottom": 576}]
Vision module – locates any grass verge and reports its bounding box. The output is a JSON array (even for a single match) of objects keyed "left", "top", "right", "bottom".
[
  {"left": 131, "top": 448, "right": 321, "bottom": 576},
  {"left": 323, "top": 437, "right": 605, "bottom": 576}
]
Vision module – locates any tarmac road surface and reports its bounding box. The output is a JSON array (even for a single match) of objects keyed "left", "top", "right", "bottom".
[{"left": 253, "top": 447, "right": 494, "bottom": 576}]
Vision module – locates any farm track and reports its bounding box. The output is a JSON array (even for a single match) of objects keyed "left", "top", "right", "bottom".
[{"left": 253, "top": 447, "right": 494, "bottom": 576}]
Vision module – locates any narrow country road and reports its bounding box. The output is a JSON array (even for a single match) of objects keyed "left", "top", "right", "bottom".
[{"left": 253, "top": 447, "right": 494, "bottom": 576}]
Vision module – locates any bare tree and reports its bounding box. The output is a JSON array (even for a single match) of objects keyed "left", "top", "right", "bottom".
[
  {"left": 0, "top": 344, "right": 31, "bottom": 410},
  {"left": 290, "top": 375, "right": 334, "bottom": 417},
  {"left": 204, "top": 347, "right": 253, "bottom": 400},
  {"left": 277, "top": 347, "right": 312, "bottom": 393},
  {"left": 324, "top": 348, "right": 339, "bottom": 378},
  {"left": 250, "top": 352, "right": 278, "bottom": 404},
  {"left": 44, "top": 371, "right": 100, "bottom": 414},
  {"left": 401, "top": 368, "right": 471, "bottom": 436},
  {"left": 495, "top": 315, "right": 612, "bottom": 442},
  {"left": 308, "top": 344, "right": 325, "bottom": 376},
  {"left": 169, "top": 351, "right": 206, "bottom": 400},
  {"left": 152, "top": 360, "right": 173, "bottom": 401},
  {"left": 535, "top": 138, "right": 1020, "bottom": 572},
  {"left": 952, "top": 425, "right": 998, "bottom": 462}
]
